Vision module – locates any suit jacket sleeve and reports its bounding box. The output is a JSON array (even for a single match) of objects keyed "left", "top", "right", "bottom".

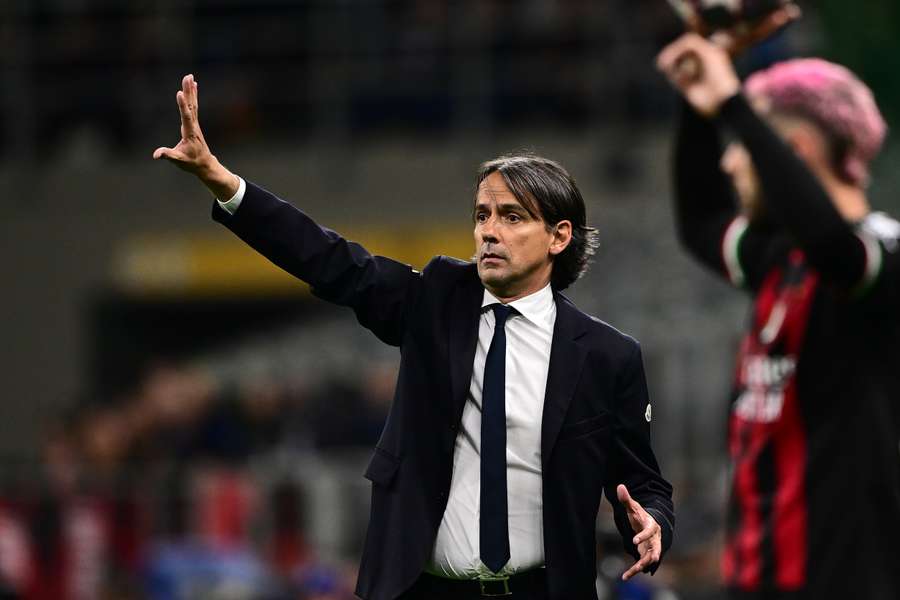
[
  {"left": 604, "top": 342, "right": 674, "bottom": 573},
  {"left": 211, "top": 180, "right": 421, "bottom": 346}
]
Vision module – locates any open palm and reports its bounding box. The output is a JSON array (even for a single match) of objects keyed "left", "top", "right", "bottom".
[{"left": 153, "top": 74, "right": 212, "bottom": 174}]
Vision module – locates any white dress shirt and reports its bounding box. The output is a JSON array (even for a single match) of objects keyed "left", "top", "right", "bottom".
[
  {"left": 217, "top": 176, "right": 246, "bottom": 215},
  {"left": 218, "top": 180, "right": 556, "bottom": 579},
  {"left": 427, "top": 285, "right": 555, "bottom": 579}
]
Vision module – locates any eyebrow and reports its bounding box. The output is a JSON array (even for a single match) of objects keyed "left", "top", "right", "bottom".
[{"left": 473, "top": 201, "right": 527, "bottom": 212}]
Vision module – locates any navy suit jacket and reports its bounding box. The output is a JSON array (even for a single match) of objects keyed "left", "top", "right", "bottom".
[{"left": 212, "top": 181, "right": 674, "bottom": 600}]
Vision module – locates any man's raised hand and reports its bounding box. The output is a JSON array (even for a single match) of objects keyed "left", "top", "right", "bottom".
[
  {"left": 153, "top": 74, "right": 209, "bottom": 172},
  {"left": 617, "top": 483, "right": 662, "bottom": 581},
  {"left": 153, "top": 74, "right": 239, "bottom": 200}
]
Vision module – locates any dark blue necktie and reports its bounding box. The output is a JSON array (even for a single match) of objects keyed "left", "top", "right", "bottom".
[{"left": 480, "top": 303, "right": 512, "bottom": 573}]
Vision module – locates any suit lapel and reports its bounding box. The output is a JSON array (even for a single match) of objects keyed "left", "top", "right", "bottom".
[
  {"left": 540, "top": 292, "right": 589, "bottom": 463},
  {"left": 447, "top": 267, "right": 484, "bottom": 422}
]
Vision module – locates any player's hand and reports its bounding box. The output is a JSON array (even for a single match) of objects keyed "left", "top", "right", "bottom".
[
  {"left": 617, "top": 484, "right": 662, "bottom": 581},
  {"left": 153, "top": 74, "right": 239, "bottom": 200},
  {"left": 656, "top": 33, "right": 741, "bottom": 117}
]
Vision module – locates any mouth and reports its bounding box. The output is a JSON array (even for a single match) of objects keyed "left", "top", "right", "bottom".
[{"left": 480, "top": 252, "right": 505, "bottom": 263}]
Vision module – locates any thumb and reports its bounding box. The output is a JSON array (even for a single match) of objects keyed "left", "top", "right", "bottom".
[
  {"left": 153, "top": 147, "right": 172, "bottom": 160},
  {"left": 617, "top": 484, "right": 634, "bottom": 508}
]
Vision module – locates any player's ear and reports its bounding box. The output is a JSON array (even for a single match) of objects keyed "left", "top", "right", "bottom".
[{"left": 549, "top": 220, "right": 572, "bottom": 256}]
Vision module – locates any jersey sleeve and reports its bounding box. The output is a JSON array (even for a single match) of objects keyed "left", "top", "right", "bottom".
[
  {"left": 852, "top": 213, "right": 900, "bottom": 308},
  {"left": 673, "top": 102, "right": 777, "bottom": 292},
  {"left": 212, "top": 180, "right": 422, "bottom": 346},
  {"left": 719, "top": 94, "right": 870, "bottom": 291}
]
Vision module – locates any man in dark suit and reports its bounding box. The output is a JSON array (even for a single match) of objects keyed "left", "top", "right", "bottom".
[{"left": 154, "top": 74, "right": 674, "bottom": 600}]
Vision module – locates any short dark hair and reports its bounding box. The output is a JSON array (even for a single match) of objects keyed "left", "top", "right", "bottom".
[{"left": 475, "top": 153, "right": 599, "bottom": 290}]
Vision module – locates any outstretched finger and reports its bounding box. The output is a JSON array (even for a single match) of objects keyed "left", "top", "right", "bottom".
[
  {"left": 183, "top": 74, "right": 197, "bottom": 116},
  {"left": 621, "top": 552, "right": 653, "bottom": 581},
  {"left": 191, "top": 77, "right": 199, "bottom": 120},
  {"left": 176, "top": 90, "right": 192, "bottom": 131},
  {"left": 152, "top": 147, "right": 184, "bottom": 162},
  {"left": 180, "top": 75, "right": 200, "bottom": 127}
]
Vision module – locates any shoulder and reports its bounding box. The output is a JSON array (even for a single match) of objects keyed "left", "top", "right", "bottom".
[
  {"left": 421, "top": 255, "right": 478, "bottom": 283},
  {"left": 557, "top": 294, "right": 641, "bottom": 359}
]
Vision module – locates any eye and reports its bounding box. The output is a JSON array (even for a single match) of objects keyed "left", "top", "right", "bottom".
[
  {"left": 475, "top": 212, "right": 488, "bottom": 223},
  {"left": 506, "top": 213, "right": 522, "bottom": 224}
]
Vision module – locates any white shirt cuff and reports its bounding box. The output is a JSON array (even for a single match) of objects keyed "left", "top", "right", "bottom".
[{"left": 217, "top": 176, "right": 246, "bottom": 215}]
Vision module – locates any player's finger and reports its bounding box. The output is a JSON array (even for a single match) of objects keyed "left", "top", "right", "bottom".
[{"left": 656, "top": 33, "right": 704, "bottom": 73}]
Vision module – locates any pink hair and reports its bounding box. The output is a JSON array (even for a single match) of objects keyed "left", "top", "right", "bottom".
[{"left": 744, "top": 58, "right": 887, "bottom": 187}]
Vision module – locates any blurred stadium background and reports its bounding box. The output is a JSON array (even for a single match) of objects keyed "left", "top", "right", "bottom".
[{"left": 1, "top": 1, "right": 898, "bottom": 598}]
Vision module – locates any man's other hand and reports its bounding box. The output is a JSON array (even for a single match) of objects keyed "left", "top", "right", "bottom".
[
  {"left": 656, "top": 33, "right": 741, "bottom": 118},
  {"left": 153, "top": 74, "right": 239, "bottom": 200},
  {"left": 617, "top": 483, "right": 662, "bottom": 581}
]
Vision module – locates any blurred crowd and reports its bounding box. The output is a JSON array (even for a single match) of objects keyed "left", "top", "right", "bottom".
[
  {"left": 0, "top": 361, "right": 396, "bottom": 600},
  {"left": 3, "top": 0, "right": 685, "bottom": 160}
]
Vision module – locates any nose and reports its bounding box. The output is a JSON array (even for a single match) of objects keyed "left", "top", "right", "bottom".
[{"left": 479, "top": 216, "right": 499, "bottom": 243}]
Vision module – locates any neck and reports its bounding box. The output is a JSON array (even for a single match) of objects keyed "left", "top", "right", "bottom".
[{"left": 486, "top": 277, "right": 552, "bottom": 304}]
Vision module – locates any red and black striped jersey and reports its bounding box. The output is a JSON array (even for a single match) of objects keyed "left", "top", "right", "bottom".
[{"left": 674, "top": 96, "right": 900, "bottom": 599}]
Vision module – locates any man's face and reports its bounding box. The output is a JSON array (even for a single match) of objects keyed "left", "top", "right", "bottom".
[{"left": 473, "top": 172, "right": 557, "bottom": 299}]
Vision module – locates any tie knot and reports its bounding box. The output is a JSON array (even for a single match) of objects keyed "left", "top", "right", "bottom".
[{"left": 491, "top": 303, "right": 513, "bottom": 327}]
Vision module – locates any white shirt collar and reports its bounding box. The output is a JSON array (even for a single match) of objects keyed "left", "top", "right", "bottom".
[{"left": 481, "top": 283, "right": 555, "bottom": 333}]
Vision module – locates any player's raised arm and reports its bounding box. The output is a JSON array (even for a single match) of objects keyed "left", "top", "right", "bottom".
[
  {"left": 656, "top": 37, "right": 754, "bottom": 286},
  {"left": 153, "top": 73, "right": 240, "bottom": 201}
]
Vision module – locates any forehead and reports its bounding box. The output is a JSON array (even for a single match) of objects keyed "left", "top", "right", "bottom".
[{"left": 475, "top": 171, "right": 523, "bottom": 206}]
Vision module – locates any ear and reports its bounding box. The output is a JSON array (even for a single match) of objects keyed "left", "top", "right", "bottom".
[{"left": 549, "top": 220, "right": 573, "bottom": 256}]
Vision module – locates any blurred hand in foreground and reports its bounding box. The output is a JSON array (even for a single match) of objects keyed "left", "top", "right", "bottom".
[
  {"left": 153, "top": 74, "right": 239, "bottom": 200},
  {"left": 656, "top": 33, "right": 741, "bottom": 117},
  {"left": 617, "top": 483, "right": 662, "bottom": 581},
  {"left": 657, "top": 3, "right": 800, "bottom": 118}
]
